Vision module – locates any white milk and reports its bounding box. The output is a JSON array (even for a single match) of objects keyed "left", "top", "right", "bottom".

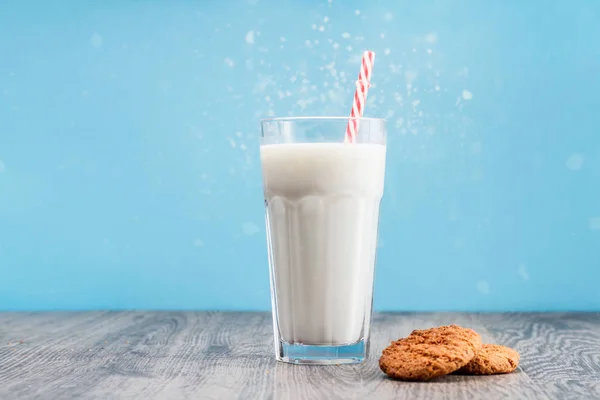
[{"left": 261, "top": 143, "right": 386, "bottom": 345}]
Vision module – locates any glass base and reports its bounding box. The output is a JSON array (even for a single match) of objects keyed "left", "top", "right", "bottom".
[{"left": 276, "top": 339, "right": 367, "bottom": 365}]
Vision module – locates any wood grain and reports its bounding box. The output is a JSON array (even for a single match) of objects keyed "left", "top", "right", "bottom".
[{"left": 0, "top": 312, "right": 598, "bottom": 399}]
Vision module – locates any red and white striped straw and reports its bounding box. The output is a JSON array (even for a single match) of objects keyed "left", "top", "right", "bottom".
[{"left": 345, "top": 50, "right": 375, "bottom": 143}]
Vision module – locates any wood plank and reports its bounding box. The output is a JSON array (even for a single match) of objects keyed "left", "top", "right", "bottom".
[
  {"left": 478, "top": 312, "right": 600, "bottom": 400},
  {"left": 0, "top": 312, "right": 591, "bottom": 399}
]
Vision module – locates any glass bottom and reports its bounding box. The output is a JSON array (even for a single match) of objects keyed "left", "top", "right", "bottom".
[{"left": 276, "top": 339, "right": 367, "bottom": 365}]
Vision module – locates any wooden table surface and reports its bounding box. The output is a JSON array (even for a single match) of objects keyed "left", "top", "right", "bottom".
[{"left": 1, "top": 312, "right": 599, "bottom": 399}]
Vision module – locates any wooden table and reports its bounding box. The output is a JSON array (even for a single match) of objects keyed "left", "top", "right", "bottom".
[{"left": 1, "top": 312, "right": 599, "bottom": 399}]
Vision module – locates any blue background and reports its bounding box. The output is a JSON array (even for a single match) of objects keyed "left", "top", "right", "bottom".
[{"left": 1, "top": 1, "right": 599, "bottom": 311}]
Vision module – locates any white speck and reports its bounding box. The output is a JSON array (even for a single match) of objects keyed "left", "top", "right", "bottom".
[
  {"left": 462, "top": 90, "right": 473, "bottom": 100},
  {"left": 518, "top": 263, "right": 530, "bottom": 281},
  {"left": 311, "top": 24, "right": 317, "bottom": 30},
  {"left": 355, "top": 9, "right": 360, "bottom": 15},
  {"left": 384, "top": 12, "right": 393, "bottom": 21},
  {"left": 380, "top": 33, "right": 385, "bottom": 39},
  {"left": 224, "top": 58, "right": 235, "bottom": 67},
  {"left": 405, "top": 70, "right": 418, "bottom": 82},
  {"left": 193, "top": 238, "right": 205, "bottom": 247},
  {"left": 384, "top": 48, "right": 391, "bottom": 55},
  {"left": 280, "top": 37, "right": 286, "bottom": 42},
  {"left": 0, "top": 160, "right": 4, "bottom": 173},
  {"left": 319, "top": 25, "right": 325, "bottom": 32},
  {"left": 314, "top": 39, "right": 319, "bottom": 45},
  {"left": 412, "top": 100, "right": 420, "bottom": 107},
  {"left": 242, "top": 222, "right": 260, "bottom": 236},
  {"left": 566, "top": 154, "right": 584, "bottom": 171},
  {"left": 424, "top": 32, "right": 438, "bottom": 44},
  {"left": 90, "top": 33, "right": 103, "bottom": 48},
  {"left": 589, "top": 217, "right": 600, "bottom": 230},
  {"left": 426, "top": 48, "right": 433, "bottom": 54},
  {"left": 476, "top": 280, "right": 490, "bottom": 294},
  {"left": 412, "top": 48, "right": 417, "bottom": 53},
  {"left": 346, "top": 46, "right": 353, "bottom": 52},
  {"left": 245, "top": 30, "right": 255, "bottom": 45},
  {"left": 324, "top": 16, "right": 329, "bottom": 23},
  {"left": 240, "top": 144, "right": 247, "bottom": 151},
  {"left": 332, "top": 42, "right": 339, "bottom": 49},
  {"left": 454, "top": 237, "right": 465, "bottom": 248},
  {"left": 435, "top": 85, "right": 440, "bottom": 91},
  {"left": 227, "top": 137, "right": 236, "bottom": 148},
  {"left": 305, "top": 40, "right": 312, "bottom": 48},
  {"left": 341, "top": 32, "right": 351, "bottom": 39}
]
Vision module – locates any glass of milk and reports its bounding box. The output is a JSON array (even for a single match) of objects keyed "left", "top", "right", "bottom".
[{"left": 260, "top": 117, "right": 386, "bottom": 364}]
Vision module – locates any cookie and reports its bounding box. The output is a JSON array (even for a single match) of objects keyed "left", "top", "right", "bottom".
[
  {"left": 456, "top": 344, "right": 520, "bottom": 375},
  {"left": 379, "top": 325, "right": 483, "bottom": 381}
]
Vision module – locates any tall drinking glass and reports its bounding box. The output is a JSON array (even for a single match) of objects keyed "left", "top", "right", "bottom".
[{"left": 260, "top": 117, "right": 386, "bottom": 365}]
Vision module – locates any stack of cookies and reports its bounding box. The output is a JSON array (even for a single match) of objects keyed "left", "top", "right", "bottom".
[{"left": 379, "top": 325, "right": 520, "bottom": 381}]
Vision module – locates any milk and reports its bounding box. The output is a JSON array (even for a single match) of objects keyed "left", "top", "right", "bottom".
[{"left": 261, "top": 143, "right": 386, "bottom": 345}]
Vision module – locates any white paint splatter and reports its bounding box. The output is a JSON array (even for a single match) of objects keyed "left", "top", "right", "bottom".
[
  {"left": 384, "top": 12, "right": 393, "bottom": 21},
  {"left": 224, "top": 58, "right": 235, "bottom": 67},
  {"left": 518, "top": 263, "right": 530, "bottom": 281},
  {"left": 355, "top": 9, "right": 361, "bottom": 15},
  {"left": 193, "top": 238, "right": 205, "bottom": 247},
  {"left": 227, "top": 137, "right": 236, "bottom": 148},
  {"left": 319, "top": 25, "right": 325, "bottom": 32},
  {"left": 589, "top": 217, "right": 600, "bottom": 230},
  {"left": 311, "top": 24, "right": 317, "bottom": 30},
  {"left": 280, "top": 37, "right": 286, "bottom": 42},
  {"left": 332, "top": 42, "right": 339, "bottom": 50},
  {"left": 566, "top": 154, "right": 584, "bottom": 171},
  {"left": 424, "top": 32, "right": 438, "bottom": 44},
  {"left": 245, "top": 30, "right": 255, "bottom": 45},
  {"left": 380, "top": 33, "right": 385, "bottom": 39},
  {"left": 384, "top": 48, "right": 391, "bottom": 55},
  {"left": 426, "top": 48, "right": 433, "bottom": 54},
  {"left": 90, "top": 33, "right": 103, "bottom": 48},
  {"left": 341, "top": 32, "right": 351, "bottom": 39},
  {"left": 462, "top": 90, "right": 473, "bottom": 100},
  {"left": 477, "top": 280, "right": 490, "bottom": 294},
  {"left": 243, "top": 222, "right": 260, "bottom": 236},
  {"left": 405, "top": 70, "right": 418, "bottom": 82},
  {"left": 435, "top": 85, "right": 441, "bottom": 91},
  {"left": 323, "top": 16, "right": 329, "bottom": 23}
]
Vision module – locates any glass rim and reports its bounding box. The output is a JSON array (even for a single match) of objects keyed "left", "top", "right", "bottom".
[{"left": 261, "top": 116, "right": 386, "bottom": 123}]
